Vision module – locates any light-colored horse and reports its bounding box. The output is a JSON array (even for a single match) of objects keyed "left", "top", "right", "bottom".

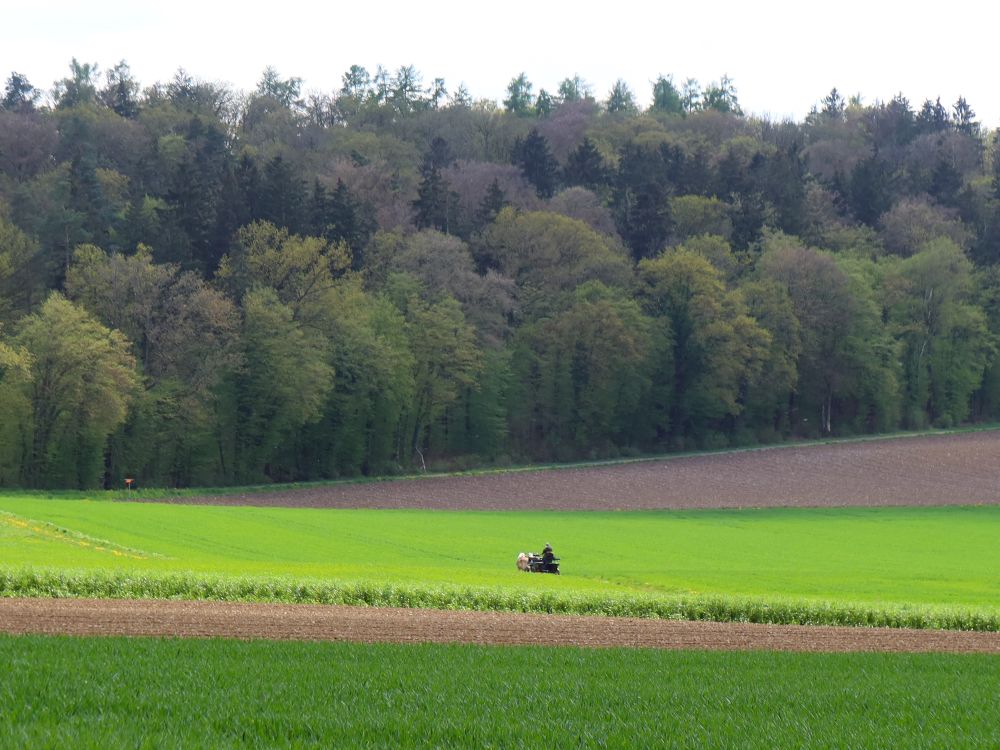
[{"left": 516, "top": 552, "right": 530, "bottom": 572}]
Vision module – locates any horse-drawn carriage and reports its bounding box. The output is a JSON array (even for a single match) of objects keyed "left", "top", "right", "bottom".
[{"left": 516, "top": 550, "right": 560, "bottom": 574}]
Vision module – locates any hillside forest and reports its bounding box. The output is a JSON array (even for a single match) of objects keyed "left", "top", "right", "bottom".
[{"left": 2, "top": 61, "right": 1000, "bottom": 489}]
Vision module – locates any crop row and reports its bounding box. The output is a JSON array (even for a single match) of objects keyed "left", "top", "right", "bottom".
[
  {"left": 3, "top": 567, "right": 999, "bottom": 632},
  {"left": 2, "top": 634, "right": 998, "bottom": 748}
]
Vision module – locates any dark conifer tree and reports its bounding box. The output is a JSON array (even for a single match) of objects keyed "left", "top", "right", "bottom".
[
  {"left": 871, "top": 94, "right": 916, "bottom": 149},
  {"left": 413, "top": 138, "right": 457, "bottom": 232},
  {"left": 662, "top": 143, "right": 712, "bottom": 196},
  {"left": 613, "top": 142, "right": 672, "bottom": 260},
  {"left": 953, "top": 96, "right": 977, "bottom": 135},
  {"left": 214, "top": 161, "right": 248, "bottom": 256},
  {"left": 620, "top": 182, "right": 672, "bottom": 260},
  {"left": 413, "top": 167, "right": 446, "bottom": 231},
  {"left": 2, "top": 72, "right": 39, "bottom": 112},
  {"left": 830, "top": 170, "right": 853, "bottom": 216},
  {"left": 309, "top": 179, "right": 330, "bottom": 237},
  {"left": 929, "top": 159, "right": 963, "bottom": 207},
  {"left": 68, "top": 151, "right": 108, "bottom": 245},
  {"left": 916, "top": 98, "right": 950, "bottom": 135},
  {"left": 849, "top": 156, "right": 893, "bottom": 225},
  {"left": 650, "top": 75, "right": 683, "bottom": 115},
  {"left": 563, "top": 137, "right": 609, "bottom": 191},
  {"left": 424, "top": 136, "right": 454, "bottom": 170},
  {"left": 729, "top": 190, "right": 769, "bottom": 251},
  {"left": 511, "top": 129, "right": 559, "bottom": 199},
  {"left": 100, "top": 61, "right": 141, "bottom": 118},
  {"left": 328, "top": 179, "right": 373, "bottom": 267},
  {"left": 762, "top": 143, "right": 808, "bottom": 237},
  {"left": 534, "top": 89, "right": 554, "bottom": 117},
  {"left": 235, "top": 153, "right": 263, "bottom": 221},
  {"left": 715, "top": 148, "right": 756, "bottom": 197},
  {"left": 259, "top": 155, "right": 306, "bottom": 233},
  {"left": 820, "top": 88, "right": 846, "bottom": 120},
  {"left": 475, "top": 178, "right": 508, "bottom": 229},
  {"left": 605, "top": 79, "right": 637, "bottom": 115},
  {"left": 971, "top": 213, "right": 1000, "bottom": 266},
  {"left": 306, "top": 177, "right": 370, "bottom": 255},
  {"left": 169, "top": 117, "right": 231, "bottom": 270},
  {"left": 328, "top": 179, "right": 359, "bottom": 240}
]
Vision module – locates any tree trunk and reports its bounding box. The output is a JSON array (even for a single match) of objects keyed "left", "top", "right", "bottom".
[{"left": 821, "top": 391, "right": 833, "bottom": 434}]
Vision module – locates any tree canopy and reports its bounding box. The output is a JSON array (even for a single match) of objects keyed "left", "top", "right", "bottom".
[{"left": 1, "top": 58, "right": 1000, "bottom": 487}]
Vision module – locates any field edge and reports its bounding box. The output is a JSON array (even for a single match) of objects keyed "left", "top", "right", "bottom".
[
  {"left": 3, "top": 567, "right": 998, "bottom": 632},
  {"left": 8, "top": 423, "right": 998, "bottom": 503}
]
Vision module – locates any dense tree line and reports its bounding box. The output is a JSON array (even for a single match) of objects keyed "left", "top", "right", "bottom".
[{"left": 2, "top": 61, "right": 1000, "bottom": 488}]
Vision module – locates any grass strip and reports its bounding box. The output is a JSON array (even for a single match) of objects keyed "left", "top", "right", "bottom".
[
  {"left": 3, "top": 567, "right": 998, "bottom": 632},
  {"left": 1, "top": 635, "right": 998, "bottom": 748},
  {"left": 0, "top": 510, "right": 165, "bottom": 559}
]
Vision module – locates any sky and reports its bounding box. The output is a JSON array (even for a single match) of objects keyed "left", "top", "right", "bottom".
[{"left": 5, "top": 0, "right": 999, "bottom": 127}]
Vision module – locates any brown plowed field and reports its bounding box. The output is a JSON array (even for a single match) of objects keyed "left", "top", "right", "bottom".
[
  {"left": 2, "top": 598, "right": 998, "bottom": 653},
  {"left": 157, "top": 430, "right": 1000, "bottom": 510}
]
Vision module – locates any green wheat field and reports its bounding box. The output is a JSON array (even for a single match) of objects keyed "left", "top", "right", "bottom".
[
  {"left": 2, "top": 494, "right": 999, "bottom": 747},
  {"left": 1, "top": 635, "right": 998, "bottom": 748},
  {"left": 2, "top": 497, "right": 999, "bottom": 627}
]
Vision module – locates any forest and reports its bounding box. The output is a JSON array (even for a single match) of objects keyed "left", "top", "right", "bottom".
[{"left": 1, "top": 60, "right": 1000, "bottom": 488}]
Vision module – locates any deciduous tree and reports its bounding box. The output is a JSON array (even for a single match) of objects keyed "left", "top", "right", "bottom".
[
  {"left": 0, "top": 218, "right": 45, "bottom": 324},
  {"left": 13, "top": 293, "right": 138, "bottom": 488},
  {"left": 884, "top": 238, "right": 993, "bottom": 427},
  {"left": 226, "top": 288, "right": 332, "bottom": 482},
  {"left": 0, "top": 337, "right": 31, "bottom": 484},
  {"left": 53, "top": 58, "right": 99, "bottom": 109},
  {"left": 478, "top": 208, "right": 631, "bottom": 312},
  {"left": 217, "top": 221, "right": 350, "bottom": 329},
  {"left": 509, "top": 282, "right": 653, "bottom": 458},
  {"left": 638, "top": 248, "right": 769, "bottom": 443}
]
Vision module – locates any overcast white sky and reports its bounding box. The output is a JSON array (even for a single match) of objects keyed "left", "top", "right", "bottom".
[{"left": 5, "top": 0, "right": 999, "bottom": 127}]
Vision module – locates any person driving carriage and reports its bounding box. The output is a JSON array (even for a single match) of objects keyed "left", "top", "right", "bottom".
[{"left": 541, "top": 543, "right": 556, "bottom": 572}]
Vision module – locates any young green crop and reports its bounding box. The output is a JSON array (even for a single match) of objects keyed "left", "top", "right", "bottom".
[
  {"left": 3, "top": 498, "right": 999, "bottom": 628},
  {"left": 1, "top": 634, "right": 997, "bottom": 748}
]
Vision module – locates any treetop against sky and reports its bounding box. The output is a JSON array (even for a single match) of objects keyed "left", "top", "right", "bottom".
[{"left": 7, "top": 0, "right": 1000, "bottom": 126}]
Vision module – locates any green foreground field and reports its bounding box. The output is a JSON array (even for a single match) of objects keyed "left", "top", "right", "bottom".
[
  {"left": 2, "top": 497, "right": 999, "bottom": 628},
  {"left": 1, "top": 635, "right": 997, "bottom": 748}
]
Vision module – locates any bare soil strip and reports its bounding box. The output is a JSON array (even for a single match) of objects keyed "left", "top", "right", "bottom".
[
  {"left": 155, "top": 431, "right": 1000, "bottom": 510},
  {"left": 2, "top": 598, "right": 997, "bottom": 653}
]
